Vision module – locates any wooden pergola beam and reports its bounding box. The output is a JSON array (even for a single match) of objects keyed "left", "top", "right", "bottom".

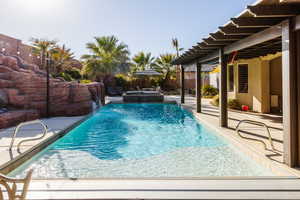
[
  {"left": 248, "top": 5, "right": 300, "bottom": 17},
  {"left": 180, "top": 66, "right": 185, "bottom": 104},
  {"left": 203, "top": 38, "right": 233, "bottom": 46},
  {"left": 282, "top": 19, "right": 298, "bottom": 167},
  {"left": 295, "top": 15, "right": 300, "bottom": 31},
  {"left": 210, "top": 32, "right": 246, "bottom": 41},
  {"left": 231, "top": 17, "right": 283, "bottom": 28},
  {"left": 224, "top": 24, "right": 282, "bottom": 54},
  {"left": 196, "top": 63, "right": 202, "bottom": 113},
  {"left": 192, "top": 46, "right": 214, "bottom": 53},
  {"left": 219, "top": 48, "right": 228, "bottom": 127},
  {"left": 198, "top": 23, "right": 282, "bottom": 63},
  {"left": 219, "top": 26, "right": 264, "bottom": 35},
  {"left": 197, "top": 42, "right": 220, "bottom": 49}
]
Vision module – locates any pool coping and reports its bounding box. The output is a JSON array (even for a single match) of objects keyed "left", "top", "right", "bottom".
[{"left": 0, "top": 101, "right": 299, "bottom": 180}]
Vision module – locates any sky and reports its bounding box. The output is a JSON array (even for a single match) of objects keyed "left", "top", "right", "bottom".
[{"left": 0, "top": 0, "right": 256, "bottom": 59}]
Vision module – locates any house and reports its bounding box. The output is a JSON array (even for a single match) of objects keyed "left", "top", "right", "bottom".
[
  {"left": 172, "top": 0, "right": 300, "bottom": 167},
  {"left": 199, "top": 53, "right": 282, "bottom": 114}
]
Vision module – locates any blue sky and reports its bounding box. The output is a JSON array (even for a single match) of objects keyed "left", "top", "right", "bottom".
[{"left": 0, "top": 0, "right": 255, "bottom": 58}]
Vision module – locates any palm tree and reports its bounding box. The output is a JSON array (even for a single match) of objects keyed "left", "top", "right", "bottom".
[
  {"left": 31, "top": 38, "right": 57, "bottom": 69},
  {"left": 171, "top": 38, "right": 184, "bottom": 57},
  {"left": 50, "top": 44, "right": 74, "bottom": 74},
  {"left": 154, "top": 53, "right": 176, "bottom": 89},
  {"left": 81, "top": 36, "right": 130, "bottom": 81},
  {"left": 131, "top": 52, "right": 155, "bottom": 73},
  {"left": 172, "top": 38, "right": 184, "bottom": 84}
]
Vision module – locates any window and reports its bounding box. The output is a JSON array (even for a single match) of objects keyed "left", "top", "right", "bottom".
[
  {"left": 238, "top": 64, "right": 248, "bottom": 93},
  {"left": 228, "top": 65, "right": 234, "bottom": 92}
]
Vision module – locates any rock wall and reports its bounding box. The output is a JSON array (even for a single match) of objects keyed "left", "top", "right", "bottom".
[{"left": 0, "top": 54, "right": 104, "bottom": 129}]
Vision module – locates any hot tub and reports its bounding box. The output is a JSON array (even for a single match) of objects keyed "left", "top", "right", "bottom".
[{"left": 123, "top": 91, "right": 164, "bottom": 102}]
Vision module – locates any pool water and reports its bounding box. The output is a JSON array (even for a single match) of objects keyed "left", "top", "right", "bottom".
[{"left": 10, "top": 103, "right": 273, "bottom": 178}]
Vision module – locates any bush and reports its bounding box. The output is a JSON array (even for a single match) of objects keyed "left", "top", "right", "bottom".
[
  {"left": 53, "top": 68, "right": 82, "bottom": 81},
  {"left": 64, "top": 68, "right": 82, "bottom": 80},
  {"left": 202, "top": 85, "right": 218, "bottom": 97},
  {"left": 57, "top": 72, "right": 73, "bottom": 81},
  {"left": 114, "top": 74, "right": 129, "bottom": 89},
  {"left": 211, "top": 95, "right": 219, "bottom": 106},
  {"left": 80, "top": 79, "right": 92, "bottom": 84},
  {"left": 189, "top": 89, "right": 196, "bottom": 95},
  {"left": 211, "top": 96, "right": 241, "bottom": 111},
  {"left": 228, "top": 99, "right": 241, "bottom": 110}
]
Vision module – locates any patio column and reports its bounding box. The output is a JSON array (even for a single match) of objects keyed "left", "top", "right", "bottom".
[
  {"left": 181, "top": 65, "right": 185, "bottom": 104},
  {"left": 282, "top": 19, "right": 299, "bottom": 167},
  {"left": 196, "top": 63, "right": 202, "bottom": 113},
  {"left": 219, "top": 48, "right": 228, "bottom": 127}
]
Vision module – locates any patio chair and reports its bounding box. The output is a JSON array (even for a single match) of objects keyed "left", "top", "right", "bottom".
[{"left": 0, "top": 169, "right": 33, "bottom": 200}]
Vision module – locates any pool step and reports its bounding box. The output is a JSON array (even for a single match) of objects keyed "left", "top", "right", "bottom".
[{"left": 25, "top": 178, "right": 300, "bottom": 199}]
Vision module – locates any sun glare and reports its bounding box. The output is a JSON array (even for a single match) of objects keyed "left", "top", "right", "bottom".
[{"left": 16, "top": 0, "right": 62, "bottom": 12}]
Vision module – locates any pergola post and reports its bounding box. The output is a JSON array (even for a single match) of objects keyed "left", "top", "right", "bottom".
[
  {"left": 219, "top": 48, "right": 228, "bottom": 127},
  {"left": 180, "top": 65, "right": 185, "bottom": 104},
  {"left": 282, "top": 19, "right": 299, "bottom": 167},
  {"left": 196, "top": 63, "right": 202, "bottom": 113}
]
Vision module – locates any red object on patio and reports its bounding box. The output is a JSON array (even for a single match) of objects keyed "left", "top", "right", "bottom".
[{"left": 242, "top": 105, "right": 249, "bottom": 111}]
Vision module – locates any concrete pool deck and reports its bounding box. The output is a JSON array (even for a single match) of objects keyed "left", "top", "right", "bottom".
[{"left": 0, "top": 116, "right": 85, "bottom": 170}]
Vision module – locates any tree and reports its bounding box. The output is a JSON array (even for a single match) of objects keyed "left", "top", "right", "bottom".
[
  {"left": 81, "top": 36, "right": 130, "bottom": 81},
  {"left": 154, "top": 53, "right": 176, "bottom": 89},
  {"left": 50, "top": 44, "right": 74, "bottom": 74},
  {"left": 31, "top": 38, "right": 57, "bottom": 69},
  {"left": 131, "top": 52, "right": 155, "bottom": 73},
  {"left": 171, "top": 38, "right": 184, "bottom": 57}
]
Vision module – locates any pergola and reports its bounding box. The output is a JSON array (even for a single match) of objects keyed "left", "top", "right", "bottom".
[{"left": 172, "top": 0, "right": 300, "bottom": 167}]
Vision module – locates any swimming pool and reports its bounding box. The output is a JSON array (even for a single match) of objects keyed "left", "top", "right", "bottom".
[{"left": 10, "top": 103, "right": 273, "bottom": 178}]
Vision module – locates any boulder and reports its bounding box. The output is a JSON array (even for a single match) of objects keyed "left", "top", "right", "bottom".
[
  {"left": 3, "top": 56, "right": 19, "bottom": 71},
  {"left": 0, "top": 54, "right": 4, "bottom": 65},
  {"left": 0, "top": 54, "right": 105, "bottom": 128},
  {"left": 0, "top": 89, "right": 8, "bottom": 107},
  {"left": 0, "top": 110, "right": 39, "bottom": 129}
]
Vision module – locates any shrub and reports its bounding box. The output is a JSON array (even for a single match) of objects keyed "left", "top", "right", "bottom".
[
  {"left": 57, "top": 72, "right": 73, "bottom": 81},
  {"left": 211, "top": 96, "right": 241, "bottom": 111},
  {"left": 189, "top": 89, "right": 196, "bottom": 95},
  {"left": 64, "top": 68, "right": 82, "bottom": 80},
  {"left": 228, "top": 99, "right": 241, "bottom": 110},
  {"left": 202, "top": 85, "right": 218, "bottom": 98},
  {"left": 114, "top": 74, "right": 129, "bottom": 89},
  {"left": 80, "top": 79, "right": 92, "bottom": 84},
  {"left": 211, "top": 95, "right": 219, "bottom": 106}
]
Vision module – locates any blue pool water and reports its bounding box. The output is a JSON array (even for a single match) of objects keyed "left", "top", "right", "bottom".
[{"left": 10, "top": 103, "right": 273, "bottom": 178}]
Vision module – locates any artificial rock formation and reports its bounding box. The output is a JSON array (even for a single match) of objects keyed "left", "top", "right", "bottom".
[{"left": 0, "top": 54, "right": 104, "bottom": 129}]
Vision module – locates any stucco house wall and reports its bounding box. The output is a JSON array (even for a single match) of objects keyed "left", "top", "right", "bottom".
[
  {"left": 228, "top": 53, "right": 282, "bottom": 113},
  {"left": 209, "top": 72, "right": 219, "bottom": 89},
  {"left": 179, "top": 53, "right": 282, "bottom": 113}
]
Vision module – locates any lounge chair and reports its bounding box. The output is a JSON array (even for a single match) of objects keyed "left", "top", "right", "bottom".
[{"left": 0, "top": 169, "right": 33, "bottom": 200}]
